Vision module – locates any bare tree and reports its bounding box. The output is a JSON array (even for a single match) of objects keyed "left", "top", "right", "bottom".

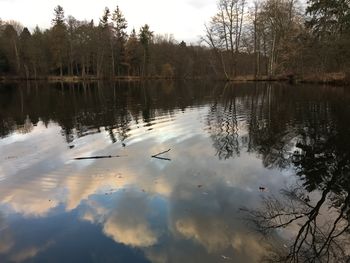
[
  {"left": 256, "top": 0, "right": 303, "bottom": 76},
  {"left": 202, "top": 0, "right": 247, "bottom": 78}
]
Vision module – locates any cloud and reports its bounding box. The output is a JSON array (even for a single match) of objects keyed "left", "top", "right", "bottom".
[{"left": 187, "top": 0, "right": 214, "bottom": 9}]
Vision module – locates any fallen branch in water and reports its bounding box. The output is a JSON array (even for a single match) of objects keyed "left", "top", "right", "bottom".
[
  {"left": 152, "top": 149, "right": 171, "bottom": 157},
  {"left": 151, "top": 149, "right": 171, "bottom": 161},
  {"left": 74, "top": 155, "right": 125, "bottom": 160}
]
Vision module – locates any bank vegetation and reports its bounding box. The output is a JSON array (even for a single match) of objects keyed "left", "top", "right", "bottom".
[{"left": 0, "top": 0, "right": 350, "bottom": 84}]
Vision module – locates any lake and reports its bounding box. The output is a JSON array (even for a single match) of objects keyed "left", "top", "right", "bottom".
[{"left": 0, "top": 81, "right": 350, "bottom": 262}]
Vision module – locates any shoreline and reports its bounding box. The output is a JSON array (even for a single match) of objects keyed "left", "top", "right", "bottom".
[{"left": 0, "top": 73, "right": 349, "bottom": 86}]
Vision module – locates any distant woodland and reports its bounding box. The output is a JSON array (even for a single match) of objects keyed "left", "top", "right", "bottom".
[{"left": 0, "top": 0, "right": 350, "bottom": 81}]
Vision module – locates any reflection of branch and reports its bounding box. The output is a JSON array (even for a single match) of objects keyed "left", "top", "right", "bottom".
[
  {"left": 152, "top": 156, "right": 171, "bottom": 161},
  {"left": 244, "top": 183, "right": 350, "bottom": 262},
  {"left": 151, "top": 149, "right": 171, "bottom": 161},
  {"left": 74, "top": 155, "right": 125, "bottom": 160}
]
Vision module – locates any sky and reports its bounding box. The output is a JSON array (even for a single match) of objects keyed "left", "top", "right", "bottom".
[{"left": 0, "top": 0, "right": 218, "bottom": 43}]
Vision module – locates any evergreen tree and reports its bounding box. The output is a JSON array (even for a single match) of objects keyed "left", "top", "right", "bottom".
[
  {"left": 112, "top": 6, "right": 128, "bottom": 40},
  {"left": 306, "top": 0, "right": 350, "bottom": 70},
  {"left": 125, "top": 28, "right": 142, "bottom": 76},
  {"left": 31, "top": 26, "right": 49, "bottom": 77},
  {"left": 111, "top": 6, "right": 128, "bottom": 75},
  {"left": 99, "top": 7, "right": 110, "bottom": 28},
  {"left": 97, "top": 7, "right": 113, "bottom": 77},
  {"left": 3, "top": 25, "right": 20, "bottom": 74},
  {"left": 52, "top": 5, "right": 65, "bottom": 26},
  {"left": 139, "top": 24, "right": 153, "bottom": 76},
  {"left": 306, "top": 0, "right": 350, "bottom": 36},
  {"left": 50, "top": 5, "right": 67, "bottom": 76},
  {"left": 19, "top": 27, "right": 32, "bottom": 78}
]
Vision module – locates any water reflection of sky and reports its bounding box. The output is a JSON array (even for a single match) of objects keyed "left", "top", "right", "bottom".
[
  {"left": 1, "top": 82, "right": 349, "bottom": 262},
  {"left": 0, "top": 106, "right": 293, "bottom": 262}
]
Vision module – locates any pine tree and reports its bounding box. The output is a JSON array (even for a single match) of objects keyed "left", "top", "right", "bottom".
[
  {"left": 52, "top": 5, "right": 65, "bottom": 26},
  {"left": 50, "top": 5, "right": 68, "bottom": 76},
  {"left": 99, "top": 7, "right": 110, "bottom": 28},
  {"left": 306, "top": 0, "right": 350, "bottom": 37},
  {"left": 111, "top": 6, "right": 128, "bottom": 76},
  {"left": 31, "top": 26, "right": 49, "bottom": 77},
  {"left": 97, "top": 7, "right": 113, "bottom": 77},
  {"left": 112, "top": 6, "right": 128, "bottom": 40},
  {"left": 19, "top": 27, "right": 32, "bottom": 78},
  {"left": 139, "top": 24, "right": 153, "bottom": 76},
  {"left": 306, "top": 0, "right": 350, "bottom": 71},
  {"left": 125, "top": 29, "right": 143, "bottom": 76},
  {"left": 3, "top": 25, "right": 20, "bottom": 74}
]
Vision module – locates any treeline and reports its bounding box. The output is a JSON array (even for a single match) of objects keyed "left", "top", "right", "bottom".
[
  {"left": 0, "top": 6, "right": 213, "bottom": 79},
  {"left": 0, "top": 0, "right": 350, "bottom": 80},
  {"left": 203, "top": 0, "right": 350, "bottom": 80}
]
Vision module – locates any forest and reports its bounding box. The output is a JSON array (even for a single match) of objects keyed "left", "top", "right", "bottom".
[{"left": 0, "top": 0, "right": 350, "bottom": 82}]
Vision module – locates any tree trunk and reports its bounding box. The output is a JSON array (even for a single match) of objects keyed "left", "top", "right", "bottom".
[
  {"left": 110, "top": 39, "right": 115, "bottom": 78},
  {"left": 75, "top": 62, "right": 80, "bottom": 76},
  {"left": 24, "top": 64, "right": 29, "bottom": 80},
  {"left": 60, "top": 61, "right": 63, "bottom": 77},
  {"left": 269, "top": 34, "right": 276, "bottom": 76},
  {"left": 13, "top": 40, "right": 20, "bottom": 74},
  {"left": 82, "top": 60, "right": 86, "bottom": 78},
  {"left": 33, "top": 63, "right": 37, "bottom": 80},
  {"left": 142, "top": 49, "right": 146, "bottom": 78}
]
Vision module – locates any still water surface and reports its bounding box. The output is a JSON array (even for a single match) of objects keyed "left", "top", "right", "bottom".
[{"left": 0, "top": 81, "right": 350, "bottom": 262}]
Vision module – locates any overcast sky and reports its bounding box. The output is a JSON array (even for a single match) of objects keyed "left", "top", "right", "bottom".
[{"left": 0, "top": 0, "right": 218, "bottom": 43}]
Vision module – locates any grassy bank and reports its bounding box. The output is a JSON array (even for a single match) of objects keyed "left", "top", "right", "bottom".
[
  {"left": 1, "top": 72, "right": 350, "bottom": 85},
  {"left": 0, "top": 75, "right": 171, "bottom": 82},
  {"left": 298, "top": 72, "right": 350, "bottom": 85}
]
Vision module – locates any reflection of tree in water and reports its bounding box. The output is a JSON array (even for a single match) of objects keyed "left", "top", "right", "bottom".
[
  {"left": 245, "top": 84, "right": 296, "bottom": 169},
  {"left": 207, "top": 85, "right": 240, "bottom": 159},
  {"left": 2, "top": 81, "right": 350, "bottom": 261},
  {"left": 0, "top": 80, "right": 219, "bottom": 143},
  {"left": 207, "top": 83, "right": 297, "bottom": 164},
  {"left": 245, "top": 89, "right": 350, "bottom": 262},
  {"left": 247, "top": 183, "right": 350, "bottom": 262}
]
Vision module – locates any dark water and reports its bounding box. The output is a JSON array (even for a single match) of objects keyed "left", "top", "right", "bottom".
[{"left": 0, "top": 81, "right": 350, "bottom": 263}]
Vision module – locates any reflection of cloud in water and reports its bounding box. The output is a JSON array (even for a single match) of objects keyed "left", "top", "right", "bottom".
[
  {"left": 81, "top": 200, "right": 107, "bottom": 224},
  {"left": 0, "top": 104, "right": 294, "bottom": 262},
  {"left": 176, "top": 218, "right": 229, "bottom": 252},
  {"left": 0, "top": 214, "right": 14, "bottom": 254},
  {"left": 0, "top": 212, "right": 54, "bottom": 262},
  {"left": 168, "top": 178, "right": 270, "bottom": 262},
  {"left": 9, "top": 241, "right": 53, "bottom": 263},
  {"left": 0, "top": 123, "right": 66, "bottom": 177},
  {"left": 103, "top": 193, "right": 158, "bottom": 247},
  {"left": 3, "top": 194, "right": 59, "bottom": 217},
  {"left": 80, "top": 192, "right": 159, "bottom": 248}
]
